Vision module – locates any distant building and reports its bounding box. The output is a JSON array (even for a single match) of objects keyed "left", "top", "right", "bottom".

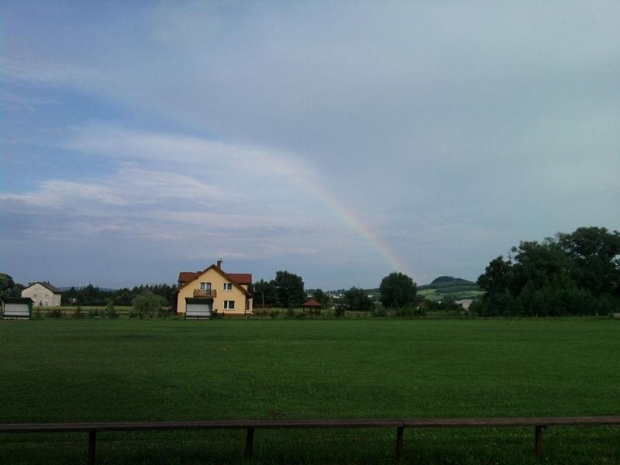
[
  {"left": 2, "top": 297, "right": 33, "bottom": 319},
  {"left": 455, "top": 299, "right": 473, "bottom": 311},
  {"left": 302, "top": 298, "right": 323, "bottom": 310},
  {"left": 174, "top": 260, "right": 253, "bottom": 318},
  {"left": 21, "top": 282, "right": 62, "bottom": 307}
]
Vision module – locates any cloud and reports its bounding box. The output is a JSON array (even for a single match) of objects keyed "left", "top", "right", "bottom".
[
  {"left": 1, "top": 1, "right": 619, "bottom": 288},
  {"left": 2, "top": 180, "right": 127, "bottom": 208},
  {"left": 62, "top": 123, "right": 317, "bottom": 182},
  {"left": 0, "top": 58, "right": 102, "bottom": 88}
]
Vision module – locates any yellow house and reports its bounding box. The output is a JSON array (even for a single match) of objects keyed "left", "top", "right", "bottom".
[{"left": 174, "top": 261, "right": 253, "bottom": 318}]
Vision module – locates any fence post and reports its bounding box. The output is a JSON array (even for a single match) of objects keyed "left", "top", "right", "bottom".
[
  {"left": 534, "top": 426, "right": 544, "bottom": 459},
  {"left": 396, "top": 426, "right": 404, "bottom": 462},
  {"left": 246, "top": 427, "right": 255, "bottom": 461},
  {"left": 88, "top": 431, "right": 97, "bottom": 465}
]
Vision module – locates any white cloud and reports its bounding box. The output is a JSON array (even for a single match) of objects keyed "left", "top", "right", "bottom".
[
  {"left": 63, "top": 124, "right": 317, "bottom": 181},
  {"left": 2, "top": 1, "right": 619, "bottom": 288},
  {"left": 2, "top": 180, "right": 127, "bottom": 208},
  {"left": 0, "top": 58, "right": 103, "bottom": 88}
]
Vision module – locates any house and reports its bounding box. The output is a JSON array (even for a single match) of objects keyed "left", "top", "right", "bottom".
[
  {"left": 455, "top": 299, "right": 473, "bottom": 311},
  {"left": 175, "top": 261, "right": 253, "bottom": 318},
  {"left": 2, "top": 297, "right": 33, "bottom": 319},
  {"left": 21, "top": 282, "right": 62, "bottom": 307}
]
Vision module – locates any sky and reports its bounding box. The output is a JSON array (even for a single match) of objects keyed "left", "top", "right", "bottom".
[{"left": 1, "top": 1, "right": 619, "bottom": 290}]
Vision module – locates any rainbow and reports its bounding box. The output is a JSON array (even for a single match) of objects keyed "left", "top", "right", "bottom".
[
  {"left": 268, "top": 152, "right": 410, "bottom": 275},
  {"left": 311, "top": 184, "right": 410, "bottom": 275}
]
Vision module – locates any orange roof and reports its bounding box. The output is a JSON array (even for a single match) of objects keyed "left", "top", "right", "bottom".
[
  {"left": 302, "top": 298, "right": 323, "bottom": 308},
  {"left": 227, "top": 273, "right": 252, "bottom": 285},
  {"left": 178, "top": 272, "right": 201, "bottom": 284},
  {"left": 176, "top": 265, "right": 253, "bottom": 297},
  {"left": 178, "top": 271, "right": 252, "bottom": 286}
]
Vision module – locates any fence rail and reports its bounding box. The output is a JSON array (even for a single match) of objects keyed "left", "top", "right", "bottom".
[{"left": 1, "top": 416, "right": 619, "bottom": 464}]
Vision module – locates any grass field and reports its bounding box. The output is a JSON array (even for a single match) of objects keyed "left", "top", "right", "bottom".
[
  {"left": 1, "top": 319, "right": 619, "bottom": 464},
  {"left": 417, "top": 288, "right": 484, "bottom": 301}
]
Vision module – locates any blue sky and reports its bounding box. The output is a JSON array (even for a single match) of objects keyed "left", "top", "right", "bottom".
[{"left": 1, "top": 1, "right": 619, "bottom": 289}]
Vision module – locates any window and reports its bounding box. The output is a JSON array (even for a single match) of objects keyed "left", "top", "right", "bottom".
[
  {"left": 44, "top": 302, "right": 49, "bottom": 307},
  {"left": 200, "top": 282, "right": 211, "bottom": 291},
  {"left": 223, "top": 300, "right": 235, "bottom": 310},
  {"left": 223, "top": 282, "right": 232, "bottom": 291}
]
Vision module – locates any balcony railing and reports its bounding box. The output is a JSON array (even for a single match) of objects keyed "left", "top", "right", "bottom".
[{"left": 193, "top": 289, "right": 217, "bottom": 298}]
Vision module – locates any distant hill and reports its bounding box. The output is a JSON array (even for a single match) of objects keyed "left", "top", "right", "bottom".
[
  {"left": 417, "top": 276, "right": 482, "bottom": 302},
  {"left": 58, "top": 286, "right": 118, "bottom": 293},
  {"left": 326, "top": 276, "right": 482, "bottom": 303},
  {"left": 418, "top": 276, "right": 478, "bottom": 291}
]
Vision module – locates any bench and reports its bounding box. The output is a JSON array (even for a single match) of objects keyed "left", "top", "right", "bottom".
[{"left": 1, "top": 416, "right": 619, "bottom": 464}]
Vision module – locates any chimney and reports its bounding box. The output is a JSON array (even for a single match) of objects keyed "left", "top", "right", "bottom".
[{"left": 216, "top": 259, "right": 223, "bottom": 269}]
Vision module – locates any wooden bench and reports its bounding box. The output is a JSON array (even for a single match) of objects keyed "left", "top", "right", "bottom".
[{"left": 1, "top": 416, "right": 619, "bottom": 464}]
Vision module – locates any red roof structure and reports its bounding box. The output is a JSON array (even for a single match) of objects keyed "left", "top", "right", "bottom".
[
  {"left": 178, "top": 272, "right": 201, "bottom": 284},
  {"left": 226, "top": 274, "right": 252, "bottom": 285},
  {"left": 178, "top": 271, "right": 251, "bottom": 286},
  {"left": 302, "top": 298, "right": 323, "bottom": 309}
]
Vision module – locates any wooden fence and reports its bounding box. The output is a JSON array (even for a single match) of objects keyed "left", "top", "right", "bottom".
[{"left": 1, "top": 416, "right": 619, "bottom": 464}]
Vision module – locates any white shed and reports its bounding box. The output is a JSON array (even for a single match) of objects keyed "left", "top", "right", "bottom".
[{"left": 2, "top": 298, "right": 33, "bottom": 319}]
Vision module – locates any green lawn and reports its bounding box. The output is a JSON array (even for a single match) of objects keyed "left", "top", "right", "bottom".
[{"left": 1, "top": 319, "right": 619, "bottom": 464}]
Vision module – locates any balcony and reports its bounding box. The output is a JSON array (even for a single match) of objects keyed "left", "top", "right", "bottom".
[{"left": 193, "top": 289, "right": 217, "bottom": 298}]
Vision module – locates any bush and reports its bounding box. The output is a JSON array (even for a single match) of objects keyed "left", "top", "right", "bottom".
[
  {"left": 396, "top": 305, "right": 427, "bottom": 317},
  {"left": 105, "top": 300, "right": 119, "bottom": 319},
  {"left": 334, "top": 306, "right": 346, "bottom": 317},
  {"left": 73, "top": 306, "right": 86, "bottom": 319},
  {"left": 158, "top": 306, "right": 171, "bottom": 319},
  {"left": 48, "top": 309, "right": 63, "bottom": 319},
  {"left": 286, "top": 308, "right": 295, "bottom": 318},
  {"left": 371, "top": 307, "right": 387, "bottom": 318},
  {"left": 87, "top": 309, "right": 100, "bottom": 319},
  {"left": 132, "top": 291, "right": 167, "bottom": 319}
]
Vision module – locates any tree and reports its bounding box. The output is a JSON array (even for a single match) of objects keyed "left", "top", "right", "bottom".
[
  {"left": 476, "top": 226, "right": 620, "bottom": 316},
  {"left": 380, "top": 272, "right": 417, "bottom": 309},
  {"left": 0, "top": 273, "right": 15, "bottom": 299},
  {"left": 477, "top": 256, "right": 513, "bottom": 296},
  {"left": 557, "top": 227, "right": 620, "bottom": 297},
  {"left": 132, "top": 291, "right": 168, "bottom": 318},
  {"left": 312, "top": 288, "right": 331, "bottom": 308},
  {"left": 253, "top": 279, "right": 278, "bottom": 307},
  {"left": 273, "top": 271, "right": 305, "bottom": 308},
  {"left": 342, "top": 287, "right": 373, "bottom": 311}
]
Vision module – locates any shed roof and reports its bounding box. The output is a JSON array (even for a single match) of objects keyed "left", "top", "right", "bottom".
[
  {"left": 2, "top": 297, "right": 33, "bottom": 304},
  {"left": 302, "top": 298, "right": 323, "bottom": 308}
]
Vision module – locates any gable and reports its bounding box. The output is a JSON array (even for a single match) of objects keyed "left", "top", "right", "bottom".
[
  {"left": 23, "top": 282, "right": 62, "bottom": 294},
  {"left": 178, "top": 265, "right": 252, "bottom": 297}
]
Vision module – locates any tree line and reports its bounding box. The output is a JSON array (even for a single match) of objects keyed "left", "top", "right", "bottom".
[
  {"left": 62, "top": 284, "right": 178, "bottom": 307},
  {"left": 4, "top": 226, "right": 615, "bottom": 317},
  {"left": 473, "top": 227, "right": 620, "bottom": 316},
  {"left": 253, "top": 270, "right": 418, "bottom": 311},
  {"left": 0, "top": 277, "right": 178, "bottom": 308},
  {"left": 2, "top": 270, "right": 419, "bottom": 312}
]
